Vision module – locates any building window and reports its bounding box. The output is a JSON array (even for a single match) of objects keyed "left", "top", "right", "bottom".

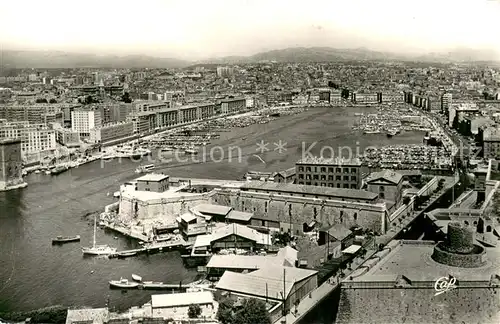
[
  {"left": 336, "top": 168, "right": 341, "bottom": 173},
  {"left": 351, "top": 168, "right": 357, "bottom": 173},
  {"left": 328, "top": 167, "right": 334, "bottom": 172},
  {"left": 299, "top": 174, "right": 304, "bottom": 179},
  {"left": 486, "top": 225, "right": 492, "bottom": 232},
  {"left": 265, "top": 201, "right": 268, "bottom": 213},
  {"left": 321, "top": 167, "right": 326, "bottom": 172},
  {"left": 351, "top": 176, "right": 357, "bottom": 181},
  {"left": 379, "top": 186, "right": 385, "bottom": 192},
  {"left": 298, "top": 166, "right": 304, "bottom": 172},
  {"left": 379, "top": 192, "right": 385, "bottom": 199},
  {"left": 353, "top": 213, "right": 357, "bottom": 221},
  {"left": 343, "top": 168, "right": 349, "bottom": 173},
  {"left": 306, "top": 167, "right": 311, "bottom": 172}
]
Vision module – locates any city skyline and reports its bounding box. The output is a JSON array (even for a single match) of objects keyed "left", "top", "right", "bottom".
[{"left": 1, "top": 0, "right": 499, "bottom": 61}]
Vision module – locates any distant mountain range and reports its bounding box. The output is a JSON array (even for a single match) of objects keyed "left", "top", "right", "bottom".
[{"left": 1, "top": 47, "right": 498, "bottom": 69}]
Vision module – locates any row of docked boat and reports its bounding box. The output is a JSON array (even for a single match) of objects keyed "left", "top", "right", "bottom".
[{"left": 109, "top": 275, "right": 193, "bottom": 290}]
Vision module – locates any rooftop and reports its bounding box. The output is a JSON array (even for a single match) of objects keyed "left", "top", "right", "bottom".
[
  {"left": 193, "top": 203, "right": 232, "bottom": 216},
  {"left": 226, "top": 210, "right": 254, "bottom": 222},
  {"left": 216, "top": 264, "right": 317, "bottom": 300},
  {"left": 151, "top": 291, "right": 214, "bottom": 308},
  {"left": 241, "top": 181, "right": 378, "bottom": 201},
  {"left": 366, "top": 170, "right": 403, "bottom": 185},
  {"left": 297, "top": 156, "right": 362, "bottom": 166},
  {"left": 136, "top": 173, "right": 169, "bottom": 182},
  {"left": 351, "top": 240, "right": 500, "bottom": 282}
]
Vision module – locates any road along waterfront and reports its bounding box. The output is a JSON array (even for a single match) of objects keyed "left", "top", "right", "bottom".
[{"left": 0, "top": 106, "right": 426, "bottom": 313}]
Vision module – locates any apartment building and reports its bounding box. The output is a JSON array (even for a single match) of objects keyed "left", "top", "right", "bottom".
[
  {"left": 55, "top": 128, "right": 80, "bottom": 148},
  {"left": 0, "top": 120, "right": 57, "bottom": 157},
  {"left": 216, "top": 66, "right": 234, "bottom": 78},
  {"left": 0, "top": 104, "right": 70, "bottom": 124},
  {"left": 441, "top": 93, "right": 453, "bottom": 115},
  {"left": 219, "top": 98, "right": 245, "bottom": 114},
  {"left": 71, "top": 109, "right": 102, "bottom": 138},
  {"left": 89, "top": 121, "right": 134, "bottom": 145},
  {"left": 295, "top": 157, "right": 363, "bottom": 189},
  {"left": 482, "top": 127, "right": 500, "bottom": 159}
]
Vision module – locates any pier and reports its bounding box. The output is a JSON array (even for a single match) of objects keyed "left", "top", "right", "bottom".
[{"left": 108, "top": 239, "right": 191, "bottom": 259}]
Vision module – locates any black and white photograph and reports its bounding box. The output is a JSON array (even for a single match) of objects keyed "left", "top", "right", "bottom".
[{"left": 0, "top": 0, "right": 499, "bottom": 323}]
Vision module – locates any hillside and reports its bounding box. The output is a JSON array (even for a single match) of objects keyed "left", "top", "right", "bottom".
[
  {"left": 2, "top": 46, "right": 498, "bottom": 69},
  {"left": 0, "top": 50, "right": 190, "bottom": 69}
]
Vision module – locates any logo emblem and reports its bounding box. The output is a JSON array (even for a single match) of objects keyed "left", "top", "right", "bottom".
[{"left": 434, "top": 276, "right": 457, "bottom": 296}]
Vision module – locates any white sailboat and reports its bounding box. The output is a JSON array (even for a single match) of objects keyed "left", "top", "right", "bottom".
[{"left": 82, "top": 216, "right": 117, "bottom": 256}]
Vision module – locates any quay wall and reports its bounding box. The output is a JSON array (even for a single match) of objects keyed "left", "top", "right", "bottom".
[
  {"left": 336, "top": 286, "right": 500, "bottom": 324},
  {"left": 212, "top": 189, "right": 387, "bottom": 234}
]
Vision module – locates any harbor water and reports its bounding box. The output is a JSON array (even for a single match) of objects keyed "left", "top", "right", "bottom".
[{"left": 0, "top": 107, "right": 425, "bottom": 313}]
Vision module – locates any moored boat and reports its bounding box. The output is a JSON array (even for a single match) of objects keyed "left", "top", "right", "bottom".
[
  {"left": 51, "top": 165, "right": 68, "bottom": 175},
  {"left": 141, "top": 281, "right": 170, "bottom": 289},
  {"left": 184, "top": 148, "right": 198, "bottom": 155},
  {"left": 132, "top": 274, "right": 142, "bottom": 282},
  {"left": 135, "top": 164, "right": 155, "bottom": 174},
  {"left": 116, "top": 251, "right": 137, "bottom": 258},
  {"left": 52, "top": 235, "right": 81, "bottom": 244},
  {"left": 109, "top": 278, "right": 139, "bottom": 289},
  {"left": 82, "top": 216, "right": 117, "bottom": 256}
]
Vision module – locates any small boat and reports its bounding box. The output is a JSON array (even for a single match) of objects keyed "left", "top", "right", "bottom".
[
  {"left": 52, "top": 235, "right": 81, "bottom": 244},
  {"left": 132, "top": 274, "right": 142, "bottom": 282},
  {"left": 135, "top": 164, "right": 155, "bottom": 174},
  {"left": 142, "top": 281, "right": 170, "bottom": 289},
  {"left": 45, "top": 170, "right": 52, "bottom": 175},
  {"left": 34, "top": 170, "right": 41, "bottom": 174},
  {"left": 160, "top": 147, "right": 173, "bottom": 152},
  {"left": 113, "top": 191, "right": 120, "bottom": 198},
  {"left": 51, "top": 165, "right": 68, "bottom": 175},
  {"left": 117, "top": 251, "right": 137, "bottom": 258},
  {"left": 184, "top": 148, "right": 198, "bottom": 155},
  {"left": 109, "top": 278, "right": 139, "bottom": 289}
]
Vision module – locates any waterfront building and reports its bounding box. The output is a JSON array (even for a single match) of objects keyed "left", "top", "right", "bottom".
[
  {"left": 134, "top": 100, "right": 171, "bottom": 113},
  {"left": 89, "top": 121, "right": 134, "bottom": 145},
  {"left": 214, "top": 181, "right": 387, "bottom": 235},
  {"left": 295, "top": 157, "right": 362, "bottom": 189},
  {"left": 337, "top": 225, "right": 500, "bottom": 324},
  {"left": 151, "top": 291, "right": 217, "bottom": 320},
  {"left": 136, "top": 173, "right": 170, "bottom": 192},
  {"left": 0, "top": 138, "right": 25, "bottom": 191},
  {"left": 207, "top": 246, "right": 297, "bottom": 277},
  {"left": 365, "top": 170, "right": 404, "bottom": 208},
  {"left": 191, "top": 223, "right": 272, "bottom": 256},
  {"left": 71, "top": 109, "right": 102, "bottom": 138},
  {"left": 53, "top": 124, "right": 80, "bottom": 148},
  {"left": 216, "top": 264, "right": 318, "bottom": 322},
  {"left": 0, "top": 121, "right": 57, "bottom": 159},
  {"left": 219, "top": 98, "right": 246, "bottom": 114}
]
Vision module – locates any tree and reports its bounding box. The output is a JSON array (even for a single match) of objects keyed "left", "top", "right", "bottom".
[
  {"left": 35, "top": 98, "right": 48, "bottom": 103},
  {"left": 49, "top": 98, "right": 57, "bottom": 103},
  {"left": 216, "top": 297, "right": 235, "bottom": 324},
  {"left": 233, "top": 299, "right": 271, "bottom": 324},
  {"left": 122, "top": 92, "right": 132, "bottom": 103},
  {"left": 188, "top": 304, "right": 202, "bottom": 318}
]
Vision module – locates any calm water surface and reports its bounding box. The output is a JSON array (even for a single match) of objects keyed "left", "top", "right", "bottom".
[{"left": 0, "top": 107, "right": 424, "bottom": 312}]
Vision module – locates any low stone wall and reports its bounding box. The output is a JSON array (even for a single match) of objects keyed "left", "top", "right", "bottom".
[
  {"left": 336, "top": 286, "right": 500, "bottom": 324},
  {"left": 431, "top": 242, "right": 487, "bottom": 268}
]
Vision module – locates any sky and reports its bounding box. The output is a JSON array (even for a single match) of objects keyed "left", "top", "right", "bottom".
[{"left": 1, "top": 0, "right": 499, "bottom": 60}]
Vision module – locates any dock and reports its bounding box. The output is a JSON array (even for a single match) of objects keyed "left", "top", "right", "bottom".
[{"left": 108, "top": 239, "right": 191, "bottom": 259}]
